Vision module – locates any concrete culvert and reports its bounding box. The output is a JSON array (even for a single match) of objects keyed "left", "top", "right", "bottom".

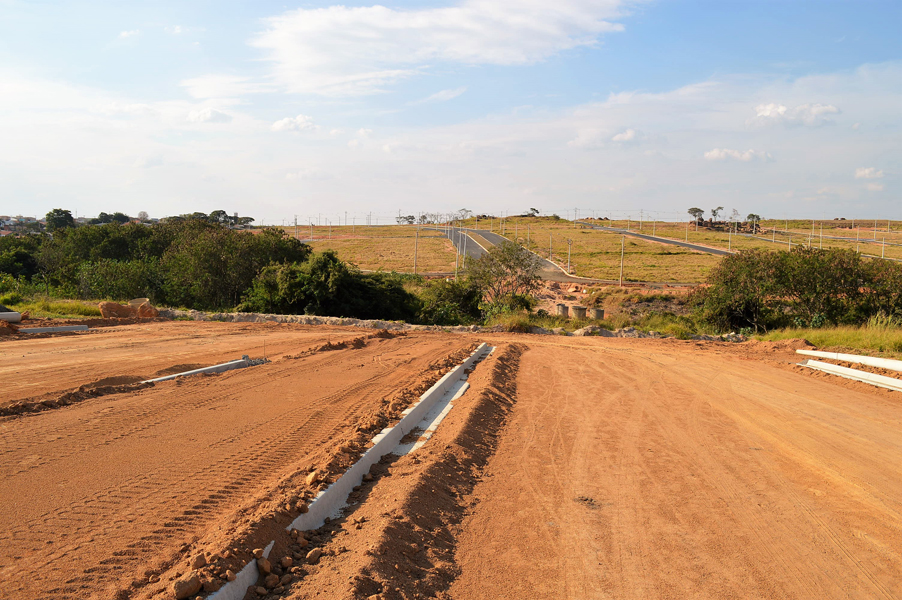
[
  {"left": 588, "top": 307, "right": 605, "bottom": 320},
  {"left": 571, "top": 306, "right": 587, "bottom": 319}
]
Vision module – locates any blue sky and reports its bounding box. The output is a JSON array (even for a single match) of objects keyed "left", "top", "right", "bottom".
[{"left": 1, "top": 0, "right": 899, "bottom": 223}]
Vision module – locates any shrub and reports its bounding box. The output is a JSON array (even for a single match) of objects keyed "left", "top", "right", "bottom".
[
  {"left": 239, "top": 251, "right": 419, "bottom": 321},
  {"left": 416, "top": 279, "right": 482, "bottom": 325}
]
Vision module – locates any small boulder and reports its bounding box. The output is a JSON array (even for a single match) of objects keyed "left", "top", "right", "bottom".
[
  {"left": 257, "top": 557, "right": 271, "bottom": 574},
  {"left": 306, "top": 548, "right": 322, "bottom": 565},
  {"left": 281, "top": 556, "right": 293, "bottom": 568},
  {"left": 172, "top": 575, "right": 202, "bottom": 600},
  {"left": 137, "top": 302, "right": 159, "bottom": 318},
  {"left": 190, "top": 554, "right": 206, "bottom": 569},
  {"left": 225, "top": 569, "right": 236, "bottom": 581},
  {"left": 264, "top": 573, "right": 280, "bottom": 588},
  {"left": 305, "top": 470, "right": 319, "bottom": 486},
  {"left": 98, "top": 301, "right": 136, "bottom": 319}
]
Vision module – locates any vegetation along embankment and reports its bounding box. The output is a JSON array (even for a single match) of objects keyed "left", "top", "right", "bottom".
[{"left": 1, "top": 210, "right": 900, "bottom": 354}]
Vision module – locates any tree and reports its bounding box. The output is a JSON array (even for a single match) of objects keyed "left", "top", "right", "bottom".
[
  {"left": 45, "top": 208, "right": 75, "bottom": 232},
  {"left": 710, "top": 206, "right": 724, "bottom": 220},
  {"left": 137, "top": 211, "right": 150, "bottom": 222},
  {"left": 687, "top": 208, "right": 704, "bottom": 222},
  {"left": 526, "top": 208, "right": 540, "bottom": 217},
  {"left": 111, "top": 212, "right": 131, "bottom": 224},
  {"left": 464, "top": 240, "right": 542, "bottom": 308},
  {"left": 747, "top": 213, "right": 762, "bottom": 233}
]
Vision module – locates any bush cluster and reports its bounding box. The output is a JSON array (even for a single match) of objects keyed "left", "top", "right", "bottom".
[{"left": 691, "top": 247, "right": 902, "bottom": 332}]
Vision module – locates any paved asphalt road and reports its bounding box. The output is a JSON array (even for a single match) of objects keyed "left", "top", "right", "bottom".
[
  {"left": 577, "top": 223, "right": 735, "bottom": 256},
  {"left": 430, "top": 227, "right": 697, "bottom": 286}
]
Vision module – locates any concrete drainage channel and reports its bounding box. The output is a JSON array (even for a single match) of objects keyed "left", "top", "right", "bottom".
[
  {"left": 797, "top": 349, "right": 902, "bottom": 393},
  {"left": 142, "top": 356, "right": 268, "bottom": 384},
  {"left": 209, "top": 342, "right": 495, "bottom": 600}
]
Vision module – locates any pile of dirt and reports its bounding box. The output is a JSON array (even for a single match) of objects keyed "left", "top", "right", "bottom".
[
  {"left": 0, "top": 320, "right": 18, "bottom": 336},
  {"left": 317, "top": 337, "right": 367, "bottom": 352},
  {"left": 369, "top": 329, "right": 405, "bottom": 340},
  {"left": 744, "top": 338, "right": 815, "bottom": 352},
  {"left": 0, "top": 381, "right": 154, "bottom": 417}
]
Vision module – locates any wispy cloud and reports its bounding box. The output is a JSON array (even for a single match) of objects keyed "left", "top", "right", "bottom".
[
  {"left": 410, "top": 86, "right": 468, "bottom": 105},
  {"left": 272, "top": 114, "right": 315, "bottom": 132},
  {"left": 186, "top": 107, "right": 232, "bottom": 123},
  {"left": 118, "top": 30, "right": 140, "bottom": 39},
  {"left": 855, "top": 167, "right": 884, "bottom": 179},
  {"left": 748, "top": 102, "right": 839, "bottom": 127},
  {"left": 249, "top": 0, "right": 627, "bottom": 96},
  {"left": 704, "top": 148, "right": 774, "bottom": 162}
]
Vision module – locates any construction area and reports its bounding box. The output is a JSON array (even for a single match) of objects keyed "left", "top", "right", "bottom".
[{"left": 1, "top": 320, "right": 901, "bottom": 600}]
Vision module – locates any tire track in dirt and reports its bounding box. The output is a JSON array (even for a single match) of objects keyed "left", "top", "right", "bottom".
[{"left": 0, "top": 332, "right": 470, "bottom": 600}]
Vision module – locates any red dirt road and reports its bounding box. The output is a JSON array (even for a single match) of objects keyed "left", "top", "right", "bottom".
[
  {"left": 2, "top": 324, "right": 900, "bottom": 600},
  {"left": 449, "top": 337, "right": 902, "bottom": 599},
  {"left": 0, "top": 324, "right": 471, "bottom": 599}
]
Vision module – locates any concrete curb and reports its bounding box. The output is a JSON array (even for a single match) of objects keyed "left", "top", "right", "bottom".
[
  {"left": 799, "top": 359, "right": 902, "bottom": 393},
  {"left": 18, "top": 325, "right": 88, "bottom": 333},
  {"left": 141, "top": 358, "right": 253, "bottom": 384},
  {"left": 287, "top": 342, "right": 491, "bottom": 532},
  {"left": 796, "top": 349, "right": 902, "bottom": 373}
]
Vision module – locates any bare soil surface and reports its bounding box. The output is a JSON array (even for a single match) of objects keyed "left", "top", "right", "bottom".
[
  {"left": 0, "top": 324, "right": 474, "bottom": 599},
  {"left": 448, "top": 336, "right": 902, "bottom": 600},
  {"left": 1, "top": 323, "right": 900, "bottom": 600}
]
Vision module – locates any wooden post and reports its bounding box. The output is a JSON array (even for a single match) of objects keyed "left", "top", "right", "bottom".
[{"left": 414, "top": 229, "right": 419, "bottom": 275}]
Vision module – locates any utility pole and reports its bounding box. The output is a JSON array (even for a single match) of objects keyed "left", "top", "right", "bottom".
[
  {"left": 309, "top": 223, "right": 313, "bottom": 240},
  {"left": 686, "top": 221, "right": 689, "bottom": 242},
  {"left": 414, "top": 229, "right": 419, "bottom": 275},
  {"left": 639, "top": 209, "right": 643, "bottom": 231},
  {"left": 619, "top": 236, "right": 625, "bottom": 287},
  {"left": 567, "top": 239, "right": 573, "bottom": 273},
  {"left": 820, "top": 223, "right": 823, "bottom": 249},
  {"left": 549, "top": 232, "right": 553, "bottom": 260},
  {"left": 527, "top": 225, "right": 530, "bottom": 248},
  {"left": 652, "top": 220, "right": 656, "bottom": 236},
  {"left": 294, "top": 215, "right": 298, "bottom": 240}
]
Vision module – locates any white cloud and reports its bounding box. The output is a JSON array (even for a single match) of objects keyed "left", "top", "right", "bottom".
[
  {"left": 118, "top": 30, "right": 140, "bottom": 39},
  {"left": 347, "top": 139, "right": 360, "bottom": 148},
  {"left": 186, "top": 107, "right": 232, "bottom": 123},
  {"left": 704, "top": 148, "right": 774, "bottom": 162},
  {"left": 272, "top": 114, "right": 315, "bottom": 132},
  {"left": 133, "top": 155, "right": 163, "bottom": 168},
  {"left": 249, "top": 0, "right": 626, "bottom": 96},
  {"left": 748, "top": 102, "right": 840, "bottom": 127},
  {"left": 867, "top": 183, "right": 885, "bottom": 192},
  {"left": 411, "top": 87, "right": 468, "bottom": 105},
  {"left": 357, "top": 128, "right": 373, "bottom": 138},
  {"left": 181, "top": 75, "right": 268, "bottom": 99},
  {"left": 611, "top": 128, "right": 640, "bottom": 142},
  {"left": 568, "top": 129, "right": 604, "bottom": 149},
  {"left": 165, "top": 25, "right": 183, "bottom": 35},
  {"left": 855, "top": 167, "right": 884, "bottom": 179},
  {"left": 97, "top": 102, "right": 158, "bottom": 117}
]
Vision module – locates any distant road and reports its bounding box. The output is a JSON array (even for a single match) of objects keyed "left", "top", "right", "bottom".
[
  {"left": 429, "top": 226, "right": 698, "bottom": 287},
  {"left": 577, "top": 222, "right": 735, "bottom": 256}
]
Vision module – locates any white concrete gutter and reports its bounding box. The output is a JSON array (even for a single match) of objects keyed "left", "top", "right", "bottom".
[
  {"left": 0, "top": 312, "right": 22, "bottom": 323},
  {"left": 142, "top": 357, "right": 258, "bottom": 384},
  {"left": 18, "top": 325, "right": 88, "bottom": 333},
  {"left": 208, "top": 343, "right": 492, "bottom": 600},
  {"left": 799, "top": 359, "right": 902, "bottom": 393},
  {"left": 796, "top": 349, "right": 902, "bottom": 373}
]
